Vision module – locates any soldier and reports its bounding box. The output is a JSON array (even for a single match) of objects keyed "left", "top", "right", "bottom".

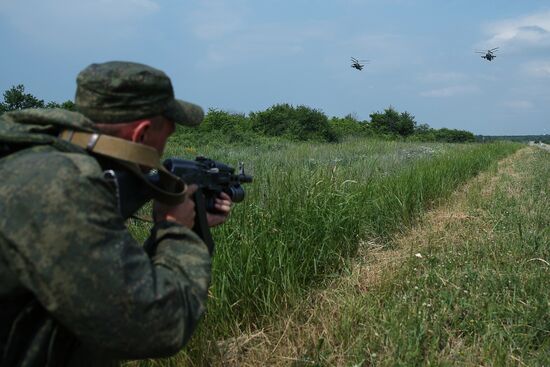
[{"left": 0, "top": 61, "right": 231, "bottom": 366}]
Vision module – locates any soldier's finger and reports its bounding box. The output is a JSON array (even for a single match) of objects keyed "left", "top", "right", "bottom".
[
  {"left": 218, "top": 192, "right": 231, "bottom": 201},
  {"left": 214, "top": 202, "right": 231, "bottom": 213},
  {"left": 215, "top": 198, "right": 231, "bottom": 208}
]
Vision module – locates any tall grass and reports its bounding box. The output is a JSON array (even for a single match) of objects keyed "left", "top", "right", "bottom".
[
  {"left": 204, "top": 141, "right": 517, "bottom": 330},
  {"left": 130, "top": 138, "right": 520, "bottom": 363},
  {"left": 291, "top": 146, "right": 549, "bottom": 366}
]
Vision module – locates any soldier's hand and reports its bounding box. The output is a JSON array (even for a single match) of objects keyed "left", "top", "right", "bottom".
[
  {"left": 153, "top": 184, "right": 198, "bottom": 228},
  {"left": 206, "top": 192, "right": 232, "bottom": 227}
]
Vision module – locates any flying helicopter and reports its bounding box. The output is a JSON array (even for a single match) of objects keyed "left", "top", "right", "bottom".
[
  {"left": 351, "top": 57, "right": 370, "bottom": 70},
  {"left": 475, "top": 47, "right": 499, "bottom": 61}
]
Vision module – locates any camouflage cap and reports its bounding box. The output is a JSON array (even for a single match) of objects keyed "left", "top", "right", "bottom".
[{"left": 75, "top": 61, "right": 203, "bottom": 126}]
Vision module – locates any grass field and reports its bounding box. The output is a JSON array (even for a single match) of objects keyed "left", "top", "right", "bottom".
[
  {"left": 196, "top": 146, "right": 550, "bottom": 366},
  {"left": 127, "top": 138, "right": 528, "bottom": 366}
]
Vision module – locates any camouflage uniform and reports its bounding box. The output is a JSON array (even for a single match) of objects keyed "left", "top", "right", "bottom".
[{"left": 0, "top": 62, "right": 210, "bottom": 366}]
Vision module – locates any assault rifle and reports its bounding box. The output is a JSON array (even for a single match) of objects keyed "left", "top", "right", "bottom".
[
  {"left": 58, "top": 130, "right": 253, "bottom": 253},
  {"left": 163, "top": 156, "right": 253, "bottom": 254}
]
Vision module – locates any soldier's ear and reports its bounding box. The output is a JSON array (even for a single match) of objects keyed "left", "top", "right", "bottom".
[{"left": 131, "top": 120, "right": 152, "bottom": 143}]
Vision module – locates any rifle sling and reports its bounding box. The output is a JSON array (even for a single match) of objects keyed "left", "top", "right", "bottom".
[
  {"left": 59, "top": 130, "right": 187, "bottom": 205},
  {"left": 59, "top": 130, "right": 160, "bottom": 168}
]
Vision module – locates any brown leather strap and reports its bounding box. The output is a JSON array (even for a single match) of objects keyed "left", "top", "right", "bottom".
[
  {"left": 59, "top": 130, "right": 188, "bottom": 205},
  {"left": 59, "top": 130, "right": 160, "bottom": 168}
]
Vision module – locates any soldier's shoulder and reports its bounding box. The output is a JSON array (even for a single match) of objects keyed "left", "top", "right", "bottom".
[
  {"left": 1, "top": 108, "right": 95, "bottom": 132},
  {"left": 0, "top": 150, "right": 113, "bottom": 220},
  {"left": 43, "top": 151, "right": 102, "bottom": 179},
  {"left": 2, "top": 149, "right": 103, "bottom": 184},
  {"left": 50, "top": 151, "right": 103, "bottom": 178}
]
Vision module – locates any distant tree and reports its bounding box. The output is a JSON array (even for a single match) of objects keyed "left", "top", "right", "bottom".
[
  {"left": 369, "top": 106, "right": 417, "bottom": 137},
  {"left": 396, "top": 111, "right": 416, "bottom": 136},
  {"left": 0, "top": 84, "right": 74, "bottom": 114},
  {"left": 250, "top": 103, "right": 337, "bottom": 142},
  {"left": 0, "top": 84, "right": 45, "bottom": 113},
  {"left": 45, "top": 100, "right": 75, "bottom": 111},
  {"left": 369, "top": 107, "right": 400, "bottom": 135},
  {"left": 200, "top": 108, "right": 250, "bottom": 133},
  {"left": 329, "top": 114, "right": 367, "bottom": 138},
  {"left": 414, "top": 123, "right": 432, "bottom": 134},
  {"left": 434, "top": 128, "right": 475, "bottom": 143},
  {"left": 344, "top": 112, "right": 359, "bottom": 121}
]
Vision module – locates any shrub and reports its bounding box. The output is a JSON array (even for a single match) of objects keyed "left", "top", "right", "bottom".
[
  {"left": 435, "top": 128, "right": 476, "bottom": 143},
  {"left": 369, "top": 107, "right": 417, "bottom": 137},
  {"left": 200, "top": 108, "right": 251, "bottom": 134},
  {"left": 329, "top": 114, "right": 369, "bottom": 138},
  {"left": 250, "top": 103, "right": 337, "bottom": 142}
]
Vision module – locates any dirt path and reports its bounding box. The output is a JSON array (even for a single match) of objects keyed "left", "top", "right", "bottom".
[
  {"left": 529, "top": 141, "right": 550, "bottom": 152},
  {"left": 211, "top": 147, "right": 537, "bottom": 366}
]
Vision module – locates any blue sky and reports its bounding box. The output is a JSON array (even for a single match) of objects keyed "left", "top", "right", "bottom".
[{"left": 1, "top": 0, "right": 549, "bottom": 135}]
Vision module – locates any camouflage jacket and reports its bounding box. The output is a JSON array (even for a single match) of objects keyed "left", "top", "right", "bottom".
[{"left": 0, "top": 109, "right": 211, "bottom": 367}]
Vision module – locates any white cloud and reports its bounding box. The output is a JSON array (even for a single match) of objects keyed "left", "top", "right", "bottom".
[
  {"left": 345, "top": 33, "right": 420, "bottom": 65},
  {"left": 200, "top": 23, "right": 328, "bottom": 67},
  {"left": 185, "top": 0, "right": 334, "bottom": 67},
  {"left": 417, "top": 71, "right": 467, "bottom": 83},
  {"left": 0, "top": 0, "right": 159, "bottom": 47},
  {"left": 187, "top": 0, "right": 247, "bottom": 40},
  {"left": 481, "top": 10, "right": 550, "bottom": 51},
  {"left": 521, "top": 60, "right": 550, "bottom": 78},
  {"left": 420, "top": 85, "right": 479, "bottom": 98},
  {"left": 503, "top": 100, "right": 534, "bottom": 109}
]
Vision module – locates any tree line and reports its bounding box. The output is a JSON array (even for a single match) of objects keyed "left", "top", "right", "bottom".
[
  {"left": 0, "top": 84, "right": 74, "bottom": 113},
  {"left": 199, "top": 104, "right": 475, "bottom": 143},
  {"left": 1, "top": 84, "right": 475, "bottom": 143}
]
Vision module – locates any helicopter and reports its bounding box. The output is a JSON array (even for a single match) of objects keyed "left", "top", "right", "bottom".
[
  {"left": 351, "top": 57, "right": 370, "bottom": 70},
  {"left": 475, "top": 47, "right": 499, "bottom": 61}
]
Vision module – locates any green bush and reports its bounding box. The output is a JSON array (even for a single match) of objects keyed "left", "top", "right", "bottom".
[
  {"left": 434, "top": 128, "right": 476, "bottom": 143},
  {"left": 250, "top": 103, "right": 338, "bottom": 142},
  {"left": 369, "top": 107, "right": 417, "bottom": 137},
  {"left": 409, "top": 124, "right": 475, "bottom": 143},
  {"left": 329, "top": 114, "right": 369, "bottom": 138},
  {"left": 199, "top": 109, "right": 251, "bottom": 134}
]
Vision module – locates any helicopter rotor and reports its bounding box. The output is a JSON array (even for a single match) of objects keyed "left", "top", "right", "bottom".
[{"left": 475, "top": 47, "right": 499, "bottom": 54}]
